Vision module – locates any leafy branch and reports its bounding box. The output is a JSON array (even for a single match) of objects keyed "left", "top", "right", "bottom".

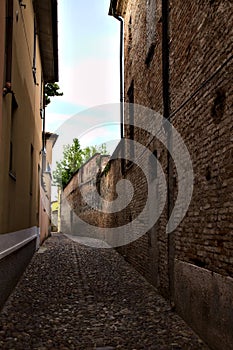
[{"left": 44, "top": 82, "right": 63, "bottom": 106}]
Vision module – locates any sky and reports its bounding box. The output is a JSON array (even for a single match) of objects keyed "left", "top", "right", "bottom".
[{"left": 46, "top": 0, "right": 121, "bottom": 148}]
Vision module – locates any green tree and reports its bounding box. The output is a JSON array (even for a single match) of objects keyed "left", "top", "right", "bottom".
[
  {"left": 82, "top": 143, "right": 107, "bottom": 164},
  {"left": 44, "top": 82, "right": 63, "bottom": 106},
  {"left": 53, "top": 138, "right": 107, "bottom": 188}
]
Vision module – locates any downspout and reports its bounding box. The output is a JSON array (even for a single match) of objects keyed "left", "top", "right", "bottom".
[
  {"left": 162, "top": 0, "right": 175, "bottom": 303},
  {"left": 41, "top": 86, "right": 46, "bottom": 171},
  {"left": 115, "top": 15, "right": 124, "bottom": 139},
  {"left": 109, "top": 5, "right": 124, "bottom": 139},
  {"left": 42, "top": 105, "right": 46, "bottom": 152}
]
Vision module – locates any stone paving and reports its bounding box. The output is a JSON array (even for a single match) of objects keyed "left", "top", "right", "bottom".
[{"left": 0, "top": 234, "right": 210, "bottom": 350}]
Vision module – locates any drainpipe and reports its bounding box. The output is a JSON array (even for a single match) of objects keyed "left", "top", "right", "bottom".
[
  {"left": 42, "top": 106, "right": 46, "bottom": 151},
  {"left": 115, "top": 15, "right": 124, "bottom": 139},
  {"left": 162, "top": 0, "right": 175, "bottom": 304},
  {"left": 109, "top": 6, "right": 124, "bottom": 139},
  {"left": 41, "top": 87, "right": 46, "bottom": 172}
]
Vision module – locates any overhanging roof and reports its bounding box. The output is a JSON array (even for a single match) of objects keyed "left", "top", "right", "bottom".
[
  {"left": 44, "top": 131, "right": 58, "bottom": 147},
  {"left": 33, "top": 0, "right": 58, "bottom": 82},
  {"left": 109, "top": 0, "right": 128, "bottom": 17}
]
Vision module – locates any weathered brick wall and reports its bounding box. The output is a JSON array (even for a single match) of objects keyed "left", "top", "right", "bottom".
[
  {"left": 116, "top": 0, "right": 171, "bottom": 295},
  {"left": 60, "top": 154, "right": 110, "bottom": 235},
  {"left": 169, "top": 0, "right": 233, "bottom": 277},
  {"left": 107, "top": 0, "right": 233, "bottom": 292},
  {"left": 97, "top": 2, "right": 233, "bottom": 346}
]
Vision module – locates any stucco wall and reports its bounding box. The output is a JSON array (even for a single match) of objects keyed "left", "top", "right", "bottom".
[
  {"left": 0, "top": 0, "right": 58, "bottom": 310},
  {"left": 0, "top": 0, "right": 43, "bottom": 234}
]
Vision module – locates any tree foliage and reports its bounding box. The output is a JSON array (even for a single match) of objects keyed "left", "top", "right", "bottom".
[
  {"left": 53, "top": 138, "right": 107, "bottom": 188},
  {"left": 44, "top": 83, "right": 63, "bottom": 106}
]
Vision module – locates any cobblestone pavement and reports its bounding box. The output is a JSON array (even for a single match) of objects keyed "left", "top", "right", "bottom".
[{"left": 0, "top": 234, "right": 210, "bottom": 350}]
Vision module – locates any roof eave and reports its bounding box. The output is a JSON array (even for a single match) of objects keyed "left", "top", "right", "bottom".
[
  {"left": 33, "top": 0, "right": 59, "bottom": 83},
  {"left": 108, "top": 0, "right": 128, "bottom": 17}
]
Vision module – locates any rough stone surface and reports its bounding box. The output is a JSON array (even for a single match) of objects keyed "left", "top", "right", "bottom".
[{"left": 0, "top": 234, "right": 209, "bottom": 350}]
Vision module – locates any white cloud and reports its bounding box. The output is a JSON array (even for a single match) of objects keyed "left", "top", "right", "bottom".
[
  {"left": 79, "top": 124, "right": 120, "bottom": 150},
  {"left": 59, "top": 58, "right": 120, "bottom": 108},
  {"left": 45, "top": 113, "right": 71, "bottom": 133}
]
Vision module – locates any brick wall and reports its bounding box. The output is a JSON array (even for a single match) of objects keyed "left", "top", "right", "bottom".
[
  {"left": 60, "top": 1, "right": 233, "bottom": 347},
  {"left": 106, "top": 0, "right": 233, "bottom": 292},
  {"left": 107, "top": 0, "right": 233, "bottom": 347},
  {"left": 169, "top": 0, "right": 233, "bottom": 277},
  {"left": 60, "top": 154, "right": 110, "bottom": 235}
]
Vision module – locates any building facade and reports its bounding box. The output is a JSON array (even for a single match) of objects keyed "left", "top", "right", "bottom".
[
  {"left": 0, "top": 0, "right": 58, "bottom": 309},
  {"left": 104, "top": 1, "right": 233, "bottom": 349},
  {"left": 40, "top": 132, "right": 58, "bottom": 242},
  {"left": 60, "top": 154, "right": 110, "bottom": 236}
]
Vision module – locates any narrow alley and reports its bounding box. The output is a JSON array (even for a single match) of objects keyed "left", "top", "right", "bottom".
[{"left": 0, "top": 234, "right": 209, "bottom": 350}]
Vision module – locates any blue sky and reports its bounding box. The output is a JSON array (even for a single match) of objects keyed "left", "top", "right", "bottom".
[{"left": 46, "top": 0, "right": 120, "bottom": 143}]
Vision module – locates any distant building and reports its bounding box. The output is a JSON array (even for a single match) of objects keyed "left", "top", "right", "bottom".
[
  {"left": 0, "top": 0, "right": 58, "bottom": 309},
  {"left": 40, "top": 132, "right": 58, "bottom": 242},
  {"left": 60, "top": 154, "right": 110, "bottom": 236},
  {"left": 51, "top": 200, "right": 59, "bottom": 231},
  {"left": 51, "top": 187, "right": 61, "bottom": 233}
]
